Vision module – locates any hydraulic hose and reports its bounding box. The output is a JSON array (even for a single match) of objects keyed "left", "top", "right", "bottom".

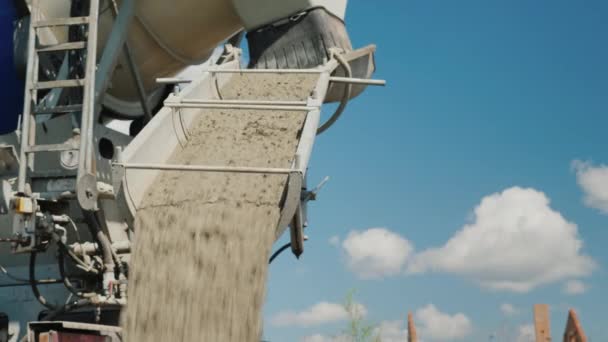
[
  {"left": 317, "top": 53, "right": 352, "bottom": 135},
  {"left": 58, "top": 250, "right": 82, "bottom": 297},
  {"left": 29, "top": 252, "right": 58, "bottom": 311},
  {"left": 268, "top": 242, "right": 291, "bottom": 264},
  {"left": 57, "top": 244, "right": 96, "bottom": 298},
  {"left": 83, "top": 211, "right": 115, "bottom": 273},
  {"left": 41, "top": 298, "right": 92, "bottom": 321},
  {"left": 51, "top": 231, "right": 97, "bottom": 274},
  {"left": 1, "top": 263, "right": 60, "bottom": 287}
]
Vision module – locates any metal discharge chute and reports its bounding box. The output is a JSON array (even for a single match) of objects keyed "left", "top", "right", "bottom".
[{"left": 0, "top": 0, "right": 383, "bottom": 339}]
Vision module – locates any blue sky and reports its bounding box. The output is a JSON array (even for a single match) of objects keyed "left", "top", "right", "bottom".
[
  {"left": 263, "top": 1, "right": 608, "bottom": 341},
  {"left": 1, "top": 1, "right": 606, "bottom": 341}
]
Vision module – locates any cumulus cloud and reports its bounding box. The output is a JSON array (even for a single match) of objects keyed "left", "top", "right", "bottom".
[
  {"left": 563, "top": 280, "right": 588, "bottom": 295},
  {"left": 301, "top": 335, "right": 329, "bottom": 342},
  {"left": 301, "top": 334, "right": 350, "bottom": 342},
  {"left": 415, "top": 304, "right": 472, "bottom": 341},
  {"left": 342, "top": 228, "right": 413, "bottom": 279},
  {"left": 374, "top": 320, "right": 408, "bottom": 342},
  {"left": 500, "top": 303, "right": 518, "bottom": 316},
  {"left": 516, "top": 324, "right": 535, "bottom": 342},
  {"left": 573, "top": 160, "right": 608, "bottom": 214},
  {"left": 302, "top": 320, "right": 408, "bottom": 342},
  {"left": 271, "top": 302, "right": 366, "bottom": 327},
  {"left": 408, "top": 187, "right": 596, "bottom": 292}
]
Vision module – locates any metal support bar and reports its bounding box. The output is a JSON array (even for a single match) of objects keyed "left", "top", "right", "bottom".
[
  {"left": 156, "top": 68, "right": 325, "bottom": 83},
  {"left": 179, "top": 99, "right": 308, "bottom": 106},
  {"left": 124, "top": 42, "right": 152, "bottom": 121},
  {"left": 114, "top": 163, "right": 298, "bottom": 175},
  {"left": 76, "top": 0, "right": 101, "bottom": 211},
  {"left": 156, "top": 78, "right": 193, "bottom": 85},
  {"left": 207, "top": 68, "right": 324, "bottom": 74},
  {"left": 164, "top": 103, "right": 316, "bottom": 111},
  {"left": 329, "top": 76, "right": 386, "bottom": 86},
  {"left": 158, "top": 76, "right": 385, "bottom": 88},
  {"left": 109, "top": 0, "right": 152, "bottom": 122},
  {"left": 94, "top": 0, "right": 135, "bottom": 106}
]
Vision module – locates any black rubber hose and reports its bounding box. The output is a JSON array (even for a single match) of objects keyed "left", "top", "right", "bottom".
[
  {"left": 29, "top": 252, "right": 58, "bottom": 311},
  {"left": 269, "top": 242, "right": 292, "bottom": 264},
  {"left": 1, "top": 263, "right": 30, "bottom": 283},
  {"left": 41, "top": 298, "right": 92, "bottom": 321},
  {"left": 57, "top": 247, "right": 83, "bottom": 297},
  {"left": 0, "top": 280, "right": 62, "bottom": 288}
]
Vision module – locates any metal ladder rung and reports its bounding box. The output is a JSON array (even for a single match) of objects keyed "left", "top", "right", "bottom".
[
  {"left": 34, "top": 79, "right": 85, "bottom": 90},
  {"left": 25, "top": 143, "right": 79, "bottom": 153},
  {"left": 37, "top": 42, "right": 86, "bottom": 53},
  {"left": 17, "top": 0, "right": 100, "bottom": 195},
  {"left": 33, "top": 17, "right": 89, "bottom": 28},
  {"left": 33, "top": 104, "right": 83, "bottom": 115}
]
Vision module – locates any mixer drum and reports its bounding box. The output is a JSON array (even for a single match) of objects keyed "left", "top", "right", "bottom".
[
  {"left": 93, "top": 0, "right": 243, "bottom": 118},
  {"left": 24, "top": 0, "right": 349, "bottom": 118}
]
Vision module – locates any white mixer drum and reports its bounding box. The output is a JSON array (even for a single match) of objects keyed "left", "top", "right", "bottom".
[
  {"left": 97, "top": 0, "right": 243, "bottom": 117},
  {"left": 29, "top": 0, "right": 348, "bottom": 117}
]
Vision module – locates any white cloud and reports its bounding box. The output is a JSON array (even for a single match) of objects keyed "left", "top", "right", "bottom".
[
  {"left": 375, "top": 320, "right": 408, "bottom": 342},
  {"left": 301, "top": 320, "right": 408, "bottom": 342},
  {"left": 329, "top": 235, "right": 340, "bottom": 247},
  {"left": 500, "top": 303, "right": 518, "bottom": 316},
  {"left": 516, "top": 324, "right": 535, "bottom": 342},
  {"left": 271, "top": 302, "right": 366, "bottom": 327},
  {"left": 301, "top": 334, "right": 350, "bottom": 342},
  {"left": 563, "top": 280, "right": 588, "bottom": 295},
  {"left": 415, "top": 304, "right": 472, "bottom": 341},
  {"left": 573, "top": 160, "right": 608, "bottom": 214},
  {"left": 408, "top": 187, "right": 596, "bottom": 292},
  {"left": 342, "top": 228, "right": 413, "bottom": 279},
  {"left": 301, "top": 335, "right": 330, "bottom": 342}
]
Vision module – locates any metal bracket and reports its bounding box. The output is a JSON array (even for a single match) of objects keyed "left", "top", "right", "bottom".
[
  {"left": 77, "top": 173, "right": 99, "bottom": 211},
  {"left": 289, "top": 203, "right": 305, "bottom": 258},
  {"left": 276, "top": 173, "right": 303, "bottom": 240}
]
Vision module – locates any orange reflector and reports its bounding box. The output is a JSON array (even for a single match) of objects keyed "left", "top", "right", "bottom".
[{"left": 15, "top": 197, "right": 34, "bottom": 214}]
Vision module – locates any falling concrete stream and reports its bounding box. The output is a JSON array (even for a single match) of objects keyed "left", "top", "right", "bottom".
[{"left": 122, "top": 73, "right": 318, "bottom": 341}]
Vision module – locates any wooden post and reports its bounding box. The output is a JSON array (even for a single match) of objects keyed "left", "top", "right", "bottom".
[
  {"left": 563, "top": 309, "right": 586, "bottom": 342},
  {"left": 534, "top": 304, "right": 552, "bottom": 342},
  {"left": 408, "top": 312, "right": 417, "bottom": 342}
]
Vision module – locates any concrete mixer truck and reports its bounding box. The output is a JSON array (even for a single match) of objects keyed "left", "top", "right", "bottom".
[{"left": 0, "top": 0, "right": 382, "bottom": 340}]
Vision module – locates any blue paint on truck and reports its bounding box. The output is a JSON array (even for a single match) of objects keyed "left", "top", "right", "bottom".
[{"left": 0, "top": 1, "right": 24, "bottom": 134}]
